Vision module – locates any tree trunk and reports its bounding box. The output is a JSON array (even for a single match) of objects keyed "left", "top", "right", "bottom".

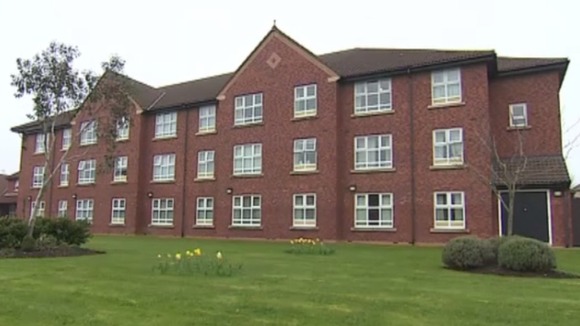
[{"left": 507, "top": 190, "right": 516, "bottom": 236}]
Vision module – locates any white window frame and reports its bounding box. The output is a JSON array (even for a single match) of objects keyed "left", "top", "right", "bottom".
[
  {"left": 293, "top": 194, "right": 316, "bottom": 227},
  {"left": 509, "top": 103, "right": 528, "bottom": 127},
  {"left": 78, "top": 159, "right": 96, "bottom": 184},
  {"left": 14, "top": 180, "right": 19, "bottom": 192},
  {"left": 434, "top": 192, "right": 466, "bottom": 229},
  {"left": 60, "top": 163, "right": 69, "bottom": 187},
  {"left": 354, "top": 134, "right": 393, "bottom": 170},
  {"left": 233, "top": 143, "right": 262, "bottom": 175},
  {"left": 234, "top": 93, "right": 263, "bottom": 126},
  {"left": 354, "top": 79, "right": 392, "bottom": 114},
  {"left": 431, "top": 68, "right": 462, "bottom": 105},
  {"left": 154, "top": 112, "right": 177, "bottom": 139},
  {"left": 35, "top": 133, "right": 47, "bottom": 154},
  {"left": 75, "top": 199, "right": 94, "bottom": 221},
  {"left": 151, "top": 198, "right": 174, "bottom": 226},
  {"left": 111, "top": 198, "right": 126, "bottom": 225},
  {"left": 354, "top": 193, "right": 394, "bottom": 228},
  {"left": 152, "top": 154, "right": 175, "bottom": 181},
  {"left": 199, "top": 105, "right": 216, "bottom": 133},
  {"left": 62, "top": 128, "right": 72, "bottom": 150},
  {"left": 196, "top": 197, "right": 214, "bottom": 226},
  {"left": 294, "top": 84, "right": 317, "bottom": 117},
  {"left": 116, "top": 117, "right": 130, "bottom": 141},
  {"left": 32, "top": 166, "right": 45, "bottom": 188},
  {"left": 197, "top": 150, "right": 215, "bottom": 179},
  {"left": 113, "top": 156, "right": 128, "bottom": 182},
  {"left": 232, "top": 195, "right": 261, "bottom": 227},
  {"left": 80, "top": 121, "right": 97, "bottom": 146},
  {"left": 293, "top": 138, "right": 317, "bottom": 171},
  {"left": 433, "top": 128, "right": 464, "bottom": 166},
  {"left": 31, "top": 201, "right": 46, "bottom": 218},
  {"left": 57, "top": 200, "right": 68, "bottom": 217}
]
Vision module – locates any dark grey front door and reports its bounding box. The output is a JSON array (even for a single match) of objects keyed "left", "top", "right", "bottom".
[{"left": 500, "top": 191, "right": 549, "bottom": 242}]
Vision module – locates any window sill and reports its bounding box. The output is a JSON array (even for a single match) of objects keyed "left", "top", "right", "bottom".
[
  {"left": 290, "top": 170, "right": 319, "bottom": 175},
  {"left": 350, "top": 168, "right": 396, "bottom": 174},
  {"left": 108, "top": 223, "right": 126, "bottom": 227},
  {"left": 231, "top": 174, "right": 263, "bottom": 179},
  {"left": 429, "top": 164, "right": 466, "bottom": 171},
  {"left": 149, "top": 224, "right": 175, "bottom": 229},
  {"left": 31, "top": 186, "right": 42, "bottom": 190},
  {"left": 194, "top": 177, "right": 216, "bottom": 182},
  {"left": 58, "top": 185, "right": 69, "bottom": 188},
  {"left": 507, "top": 126, "right": 532, "bottom": 131},
  {"left": 233, "top": 122, "right": 264, "bottom": 129},
  {"left": 351, "top": 110, "right": 394, "bottom": 118},
  {"left": 291, "top": 114, "right": 318, "bottom": 122},
  {"left": 77, "top": 183, "right": 96, "bottom": 187},
  {"left": 193, "top": 225, "right": 215, "bottom": 229},
  {"left": 427, "top": 102, "right": 465, "bottom": 110},
  {"left": 115, "top": 138, "right": 130, "bottom": 143},
  {"left": 79, "top": 143, "right": 98, "bottom": 147},
  {"left": 152, "top": 135, "right": 177, "bottom": 141},
  {"left": 430, "top": 228, "right": 470, "bottom": 234},
  {"left": 350, "top": 227, "right": 397, "bottom": 232},
  {"left": 34, "top": 152, "right": 45, "bottom": 155},
  {"left": 150, "top": 179, "right": 176, "bottom": 184},
  {"left": 111, "top": 180, "right": 128, "bottom": 185},
  {"left": 195, "top": 130, "right": 217, "bottom": 136},
  {"left": 290, "top": 226, "right": 319, "bottom": 231},
  {"left": 228, "top": 225, "right": 263, "bottom": 230}
]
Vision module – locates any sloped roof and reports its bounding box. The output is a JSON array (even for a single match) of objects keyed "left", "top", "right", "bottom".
[
  {"left": 497, "top": 57, "right": 569, "bottom": 73},
  {"left": 0, "top": 174, "right": 18, "bottom": 205},
  {"left": 493, "top": 155, "right": 570, "bottom": 187},
  {"left": 154, "top": 73, "right": 233, "bottom": 110}
]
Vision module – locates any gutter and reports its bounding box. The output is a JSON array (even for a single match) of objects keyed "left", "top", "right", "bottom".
[
  {"left": 407, "top": 68, "right": 417, "bottom": 245},
  {"left": 180, "top": 109, "right": 191, "bottom": 238}
]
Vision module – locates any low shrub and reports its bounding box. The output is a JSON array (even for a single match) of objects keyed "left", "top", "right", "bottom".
[
  {"left": 21, "top": 235, "right": 37, "bottom": 252},
  {"left": 442, "top": 236, "right": 488, "bottom": 270},
  {"left": 498, "top": 237, "right": 556, "bottom": 272},
  {"left": 153, "top": 249, "right": 243, "bottom": 277},
  {"left": 37, "top": 218, "right": 91, "bottom": 246},
  {"left": 285, "top": 238, "right": 335, "bottom": 255},
  {"left": 483, "top": 235, "right": 521, "bottom": 265},
  {"left": 36, "top": 235, "right": 61, "bottom": 250},
  {"left": 0, "top": 217, "right": 28, "bottom": 249}
]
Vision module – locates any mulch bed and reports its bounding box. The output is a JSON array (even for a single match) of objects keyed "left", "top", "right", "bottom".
[
  {"left": 448, "top": 266, "right": 580, "bottom": 279},
  {"left": 0, "top": 247, "right": 105, "bottom": 259}
]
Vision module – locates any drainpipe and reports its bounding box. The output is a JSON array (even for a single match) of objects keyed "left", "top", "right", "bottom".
[
  {"left": 408, "top": 68, "right": 417, "bottom": 245},
  {"left": 180, "top": 109, "right": 191, "bottom": 238}
]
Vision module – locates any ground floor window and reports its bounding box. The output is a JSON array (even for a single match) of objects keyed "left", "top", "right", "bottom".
[
  {"left": 354, "top": 193, "right": 393, "bottom": 228},
  {"left": 76, "top": 199, "right": 94, "bottom": 221},
  {"left": 111, "top": 198, "right": 126, "bottom": 225},
  {"left": 196, "top": 197, "right": 214, "bottom": 226},
  {"left": 57, "top": 200, "right": 67, "bottom": 217},
  {"left": 232, "top": 195, "right": 261, "bottom": 226},
  {"left": 293, "top": 194, "right": 316, "bottom": 227},
  {"left": 152, "top": 198, "right": 174, "bottom": 226},
  {"left": 434, "top": 192, "right": 465, "bottom": 229}
]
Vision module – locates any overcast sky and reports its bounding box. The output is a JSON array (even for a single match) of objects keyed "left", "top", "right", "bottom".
[{"left": 0, "top": 0, "right": 578, "bottom": 182}]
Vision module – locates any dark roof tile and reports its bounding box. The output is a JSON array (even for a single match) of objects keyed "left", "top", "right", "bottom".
[
  {"left": 497, "top": 57, "right": 568, "bottom": 73},
  {"left": 493, "top": 155, "right": 570, "bottom": 187}
]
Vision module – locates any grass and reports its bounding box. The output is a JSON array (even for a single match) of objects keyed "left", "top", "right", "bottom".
[{"left": 0, "top": 236, "right": 579, "bottom": 326}]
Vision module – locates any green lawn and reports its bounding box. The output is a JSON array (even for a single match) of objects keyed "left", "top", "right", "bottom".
[{"left": 1, "top": 236, "right": 579, "bottom": 326}]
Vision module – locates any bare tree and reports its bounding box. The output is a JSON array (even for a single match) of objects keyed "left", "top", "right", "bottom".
[{"left": 10, "top": 42, "right": 132, "bottom": 236}]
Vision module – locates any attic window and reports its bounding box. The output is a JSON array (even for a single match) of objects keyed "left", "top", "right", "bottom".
[{"left": 267, "top": 52, "right": 281, "bottom": 69}]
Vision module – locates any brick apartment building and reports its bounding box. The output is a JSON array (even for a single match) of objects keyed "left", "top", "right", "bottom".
[
  {"left": 0, "top": 172, "right": 18, "bottom": 216},
  {"left": 10, "top": 27, "right": 573, "bottom": 245}
]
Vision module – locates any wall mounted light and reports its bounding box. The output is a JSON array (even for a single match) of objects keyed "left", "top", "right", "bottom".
[
  {"left": 348, "top": 184, "right": 357, "bottom": 192},
  {"left": 72, "top": 193, "right": 77, "bottom": 200},
  {"left": 27, "top": 195, "right": 32, "bottom": 201},
  {"left": 226, "top": 187, "right": 233, "bottom": 195},
  {"left": 554, "top": 191, "right": 562, "bottom": 197},
  {"left": 147, "top": 191, "right": 154, "bottom": 198}
]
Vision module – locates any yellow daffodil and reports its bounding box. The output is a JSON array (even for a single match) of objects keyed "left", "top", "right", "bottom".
[
  {"left": 194, "top": 248, "right": 202, "bottom": 256},
  {"left": 175, "top": 253, "right": 182, "bottom": 260},
  {"left": 157, "top": 254, "right": 162, "bottom": 258},
  {"left": 216, "top": 251, "right": 223, "bottom": 259},
  {"left": 290, "top": 240, "right": 294, "bottom": 244},
  {"left": 186, "top": 250, "right": 192, "bottom": 256}
]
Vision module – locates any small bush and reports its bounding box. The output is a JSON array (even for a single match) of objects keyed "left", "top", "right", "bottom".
[
  {"left": 285, "top": 238, "right": 335, "bottom": 255},
  {"left": 442, "top": 236, "right": 488, "bottom": 270},
  {"left": 498, "top": 237, "right": 556, "bottom": 272},
  {"left": 40, "top": 218, "right": 92, "bottom": 246},
  {"left": 0, "top": 217, "right": 28, "bottom": 249},
  {"left": 484, "top": 235, "right": 521, "bottom": 265},
  {"left": 21, "top": 235, "right": 37, "bottom": 252},
  {"left": 36, "top": 234, "right": 61, "bottom": 250}
]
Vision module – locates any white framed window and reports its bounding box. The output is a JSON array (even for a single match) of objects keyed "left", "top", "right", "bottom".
[
  {"left": 153, "top": 154, "right": 175, "bottom": 181},
  {"left": 232, "top": 195, "right": 261, "bottom": 226},
  {"left": 509, "top": 103, "right": 528, "bottom": 127},
  {"left": 434, "top": 192, "right": 465, "bottom": 229},
  {"left": 31, "top": 201, "right": 45, "bottom": 218},
  {"left": 199, "top": 105, "right": 216, "bottom": 133},
  {"left": 234, "top": 93, "right": 263, "bottom": 125},
  {"left": 14, "top": 180, "right": 19, "bottom": 192},
  {"left": 354, "top": 79, "right": 392, "bottom": 114},
  {"left": 116, "top": 117, "right": 130, "bottom": 140},
  {"left": 432, "top": 68, "right": 461, "bottom": 105},
  {"left": 152, "top": 198, "right": 174, "bottom": 226},
  {"left": 196, "top": 197, "right": 214, "bottom": 226},
  {"left": 233, "top": 143, "right": 262, "bottom": 175},
  {"left": 80, "top": 121, "right": 97, "bottom": 145},
  {"left": 60, "top": 163, "right": 69, "bottom": 186},
  {"left": 293, "top": 138, "right": 317, "bottom": 171},
  {"left": 35, "top": 133, "right": 47, "bottom": 154},
  {"left": 111, "top": 198, "right": 126, "bottom": 225},
  {"left": 354, "top": 134, "right": 392, "bottom": 170},
  {"left": 355, "top": 193, "right": 393, "bottom": 228},
  {"left": 113, "top": 156, "right": 128, "bottom": 182},
  {"left": 75, "top": 199, "right": 94, "bottom": 221},
  {"left": 32, "top": 166, "right": 45, "bottom": 188},
  {"left": 433, "top": 128, "right": 463, "bottom": 165},
  {"left": 57, "top": 200, "right": 68, "bottom": 217},
  {"left": 155, "top": 112, "right": 177, "bottom": 138},
  {"left": 197, "top": 150, "right": 215, "bottom": 179},
  {"left": 62, "top": 128, "right": 72, "bottom": 150},
  {"left": 78, "top": 159, "right": 96, "bottom": 184},
  {"left": 294, "top": 84, "right": 317, "bottom": 117},
  {"left": 293, "top": 194, "right": 316, "bottom": 227}
]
